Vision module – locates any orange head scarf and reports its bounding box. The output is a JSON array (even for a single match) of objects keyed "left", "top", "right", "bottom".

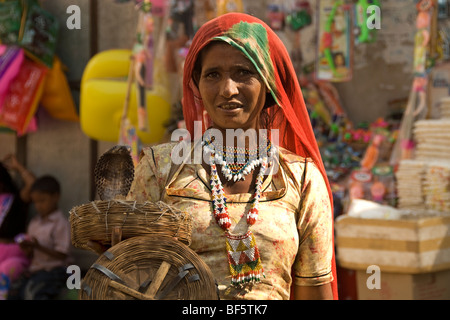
[{"left": 182, "top": 12, "right": 338, "bottom": 299}]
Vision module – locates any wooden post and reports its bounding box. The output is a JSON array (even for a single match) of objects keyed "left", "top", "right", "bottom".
[
  {"left": 89, "top": 0, "right": 99, "bottom": 201},
  {"left": 427, "top": 0, "right": 439, "bottom": 119}
]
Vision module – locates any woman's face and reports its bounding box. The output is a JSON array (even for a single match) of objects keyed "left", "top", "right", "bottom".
[{"left": 197, "top": 42, "right": 267, "bottom": 131}]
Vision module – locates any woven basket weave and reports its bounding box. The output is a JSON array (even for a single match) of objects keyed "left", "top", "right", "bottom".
[
  {"left": 79, "top": 235, "right": 218, "bottom": 300},
  {"left": 69, "top": 200, "right": 193, "bottom": 251}
]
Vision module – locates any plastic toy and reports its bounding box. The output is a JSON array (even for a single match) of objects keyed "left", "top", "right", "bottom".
[
  {"left": 305, "top": 83, "right": 332, "bottom": 126},
  {"left": 321, "top": 1, "right": 343, "bottom": 76},
  {"left": 0, "top": 274, "right": 10, "bottom": 300},
  {"left": 370, "top": 181, "right": 386, "bottom": 203},
  {"left": 361, "top": 134, "right": 383, "bottom": 170},
  {"left": 317, "top": 0, "right": 352, "bottom": 81},
  {"left": 354, "top": 0, "right": 381, "bottom": 43},
  {"left": 133, "top": 0, "right": 154, "bottom": 132},
  {"left": 389, "top": 0, "right": 435, "bottom": 167},
  {"left": 0, "top": 58, "right": 47, "bottom": 135},
  {"left": 14, "top": 233, "right": 31, "bottom": 244},
  {"left": 348, "top": 168, "right": 373, "bottom": 203},
  {"left": 267, "top": 4, "right": 285, "bottom": 31},
  {"left": 0, "top": 46, "right": 24, "bottom": 113},
  {"left": 80, "top": 49, "right": 171, "bottom": 144},
  {"left": 349, "top": 181, "right": 364, "bottom": 200},
  {"left": 285, "top": 1, "right": 312, "bottom": 31},
  {"left": 371, "top": 164, "right": 396, "bottom": 206}
]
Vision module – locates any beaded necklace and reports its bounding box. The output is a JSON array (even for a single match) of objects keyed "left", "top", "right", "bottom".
[
  {"left": 202, "top": 136, "right": 272, "bottom": 182},
  {"left": 202, "top": 137, "right": 273, "bottom": 286}
]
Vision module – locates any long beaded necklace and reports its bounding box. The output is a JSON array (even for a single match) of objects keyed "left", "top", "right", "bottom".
[{"left": 202, "top": 137, "right": 272, "bottom": 286}]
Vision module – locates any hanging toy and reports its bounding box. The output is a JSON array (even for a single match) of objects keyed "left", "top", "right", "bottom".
[
  {"left": 119, "top": 55, "right": 142, "bottom": 166},
  {"left": 317, "top": 0, "right": 352, "bottom": 82},
  {"left": 413, "top": 1, "right": 432, "bottom": 76},
  {"left": 285, "top": 1, "right": 312, "bottom": 31},
  {"left": 267, "top": 3, "right": 285, "bottom": 31},
  {"left": 390, "top": 0, "right": 434, "bottom": 167},
  {"left": 216, "top": 0, "right": 244, "bottom": 16},
  {"left": 321, "top": 0, "right": 343, "bottom": 76},
  {"left": 170, "top": 0, "right": 195, "bottom": 39},
  {"left": 133, "top": 0, "right": 154, "bottom": 132},
  {"left": 354, "top": 0, "right": 381, "bottom": 43}
]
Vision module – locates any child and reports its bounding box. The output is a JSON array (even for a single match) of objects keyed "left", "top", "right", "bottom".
[{"left": 8, "top": 175, "right": 71, "bottom": 300}]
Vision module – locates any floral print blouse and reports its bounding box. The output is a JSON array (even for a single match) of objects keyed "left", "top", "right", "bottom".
[{"left": 127, "top": 141, "right": 333, "bottom": 300}]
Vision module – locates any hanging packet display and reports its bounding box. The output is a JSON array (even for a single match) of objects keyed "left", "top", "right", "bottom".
[
  {"left": 0, "top": 58, "right": 48, "bottom": 135},
  {"left": 0, "top": 0, "right": 22, "bottom": 44},
  {"left": 0, "top": 45, "right": 24, "bottom": 111},
  {"left": 40, "top": 56, "right": 79, "bottom": 121},
  {"left": 17, "top": 0, "right": 58, "bottom": 68},
  {"left": 317, "top": 0, "right": 353, "bottom": 82}
]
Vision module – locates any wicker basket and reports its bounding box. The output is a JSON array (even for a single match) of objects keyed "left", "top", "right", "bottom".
[
  {"left": 70, "top": 200, "right": 193, "bottom": 251},
  {"left": 79, "top": 235, "right": 218, "bottom": 300}
]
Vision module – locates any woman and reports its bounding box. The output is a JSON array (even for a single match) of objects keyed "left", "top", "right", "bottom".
[{"left": 127, "top": 13, "right": 337, "bottom": 300}]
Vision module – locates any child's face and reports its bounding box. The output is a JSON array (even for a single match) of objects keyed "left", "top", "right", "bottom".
[{"left": 30, "top": 191, "right": 59, "bottom": 218}]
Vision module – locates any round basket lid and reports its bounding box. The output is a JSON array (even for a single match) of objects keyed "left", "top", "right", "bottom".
[{"left": 79, "top": 235, "right": 218, "bottom": 300}]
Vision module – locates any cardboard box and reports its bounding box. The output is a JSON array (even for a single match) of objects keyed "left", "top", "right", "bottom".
[
  {"left": 335, "top": 214, "right": 450, "bottom": 273},
  {"left": 356, "top": 269, "right": 450, "bottom": 300}
]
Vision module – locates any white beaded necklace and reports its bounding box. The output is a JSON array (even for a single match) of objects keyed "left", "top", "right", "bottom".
[{"left": 202, "top": 137, "right": 272, "bottom": 182}]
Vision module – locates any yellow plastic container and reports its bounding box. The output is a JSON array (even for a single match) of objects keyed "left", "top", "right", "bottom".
[{"left": 80, "top": 49, "right": 171, "bottom": 144}]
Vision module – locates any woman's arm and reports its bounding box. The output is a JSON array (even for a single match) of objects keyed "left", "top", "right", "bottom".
[
  {"left": 289, "top": 159, "right": 335, "bottom": 299},
  {"left": 294, "top": 283, "right": 333, "bottom": 300}
]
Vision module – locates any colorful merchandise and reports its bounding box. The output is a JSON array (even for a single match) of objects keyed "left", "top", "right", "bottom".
[
  {"left": 390, "top": 0, "right": 435, "bottom": 167},
  {"left": 119, "top": 54, "right": 141, "bottom": 166},
  {"left": 133, "top": 0, "right": 154, "bottom": 132},
  {"left": 348, "top": 168, "right": 372, "bottom": 201},
  {"left": 285, "top": 1, "right": 312, "bottom": 31},
  {"left": 317, "top": 0, "right": 353, "bottom": 82},
  {"left": 372, "top": 164, "right": 396, "bottom": 206},
  {"left": 0, "top": 0, "right": 22, "bottom": 44},
  {"left": 360, "top": 134, "right": 383, "bottom": 170},
  {"left": 18, "top": 0, "right": 59, "bottom": 68},
  {"left": 0, "top": 58, "right": 47, "bottom": 135},
  {"left": 267, "top": 4, "right": 285, "bottom": 31},
  {"left": 0, "top": 273, "right": 10, "bottom": 300},
  {"left": 354, "top": 0, "right": 380, "bottom": 43},
  {"left": 0, "top": 45, "right": 24, "bottom": 112},
  {"left": 40, "top": 56, "right": 79, "bottom": 121}
]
